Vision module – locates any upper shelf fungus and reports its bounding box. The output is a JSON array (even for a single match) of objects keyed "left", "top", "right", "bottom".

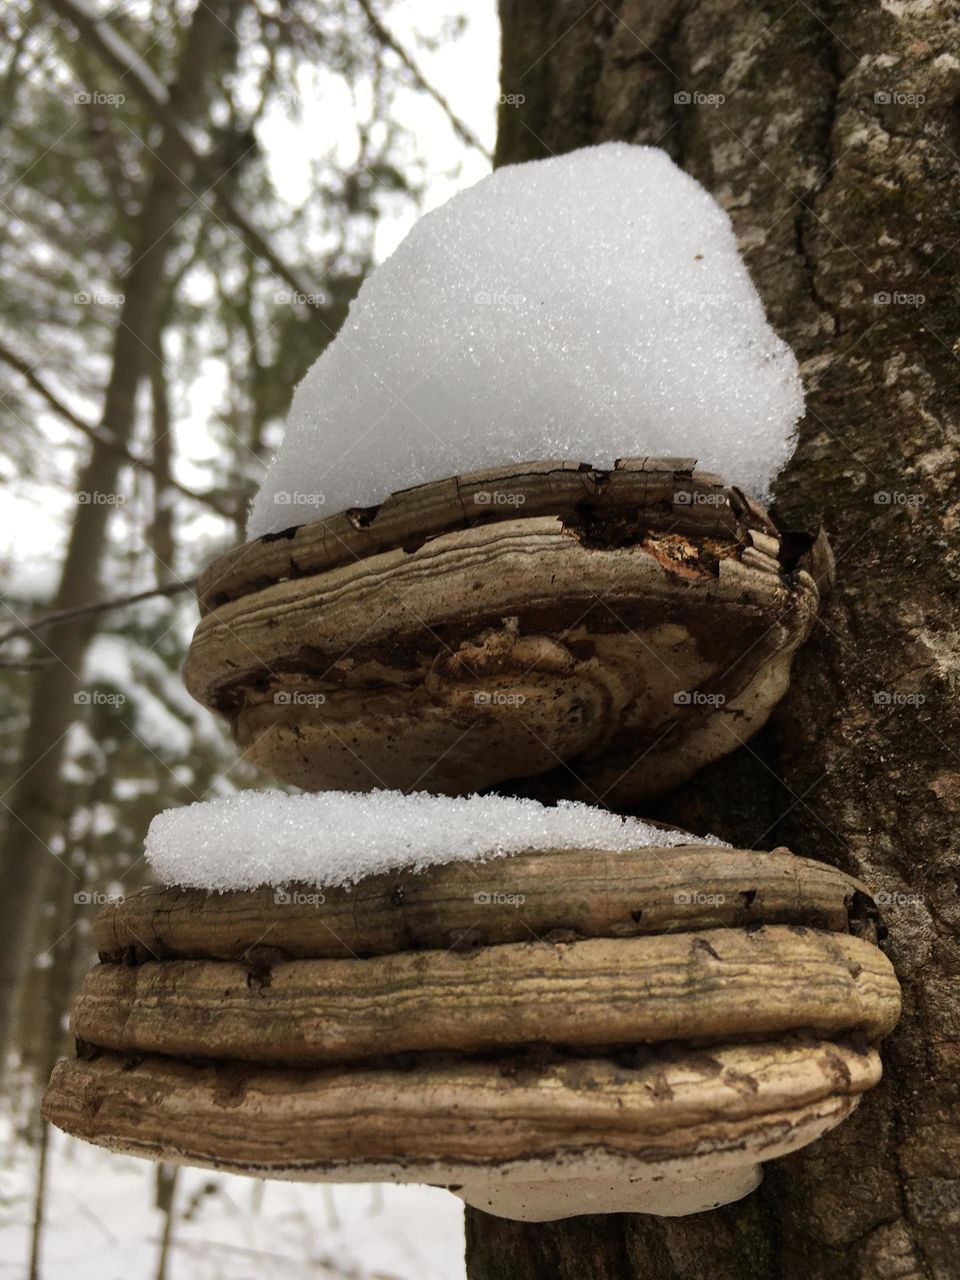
[
  {"left": 185, "top": 458, "right": 821, "bottom": 803},
  {"left": 43, "top": 799, "right": 899, "bottom": 1221},
  {"left": 247, "top": 143, "right": 804, "bottom": 534}
]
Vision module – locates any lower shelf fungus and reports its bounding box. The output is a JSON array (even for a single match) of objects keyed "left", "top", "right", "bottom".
[{"left": 43, "top": 812, "right": 900, "bottom": 1221}]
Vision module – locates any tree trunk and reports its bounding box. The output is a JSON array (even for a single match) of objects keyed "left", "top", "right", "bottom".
[
  {"left": 148, "top": 308, "right": 177, "bottom": 579},
  {"left": 0, "top": 0, "right": 241, "bottom": 1067},
  {"left": 467, "top": 2, "right": 960, "bottom": 1278}
]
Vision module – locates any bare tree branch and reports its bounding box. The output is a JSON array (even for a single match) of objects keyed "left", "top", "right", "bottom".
[
  {"left": 0, "top": 337, "right": 234, "bottom": 517},
  {"left": 355, "top": 0, "right": 493, "bottom": 162},
  {"left": 0, "top": 579, "right": 198, "bottom": 649},
  {"left": 48, "top": 0, "right": 321, "bottom": 302}
]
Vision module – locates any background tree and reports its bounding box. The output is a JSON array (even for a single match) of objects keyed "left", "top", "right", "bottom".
[
  {"left": 1, "top": 3, "right": 492, "bottom": 1276},
  {"left": 0, "top": 0, "right": 469, "bottom": 1101},
  {"left": 465, "top": 3, "right": 959, "bottom": 1278}
]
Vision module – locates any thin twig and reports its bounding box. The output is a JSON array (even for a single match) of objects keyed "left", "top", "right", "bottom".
[
  {"left": 355, "top": 0, "right": 493, "bottom": 160},
  {"left": 49, "top": 0, "right": 322, "bottom": 300},
  {"left": 0, "top": 579, "right": 198, "bottom": 647},
  {"left": 0, "top": 338, "right": 234, "bottom": 517}
]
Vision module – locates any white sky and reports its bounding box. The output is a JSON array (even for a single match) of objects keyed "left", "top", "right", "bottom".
[{"left": 1, "top": 0, "right": 500, "bottom": 588}]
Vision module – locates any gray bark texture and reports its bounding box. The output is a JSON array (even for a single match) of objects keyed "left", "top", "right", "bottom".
[{"left": 466, "top": 2, "right": 960, "bottom": 1278}]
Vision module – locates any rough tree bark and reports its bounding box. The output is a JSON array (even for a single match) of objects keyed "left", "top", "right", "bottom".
[{"left": 466, "top": 2, "right": 960, "bottom": 1278}]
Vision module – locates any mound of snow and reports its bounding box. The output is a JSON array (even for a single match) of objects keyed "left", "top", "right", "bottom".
[
  {"left": 145, "top": 789, "right": 719, "bottom": 890},
  {"left": 249, "top": 142, "right": 802, "bottom": 537}
]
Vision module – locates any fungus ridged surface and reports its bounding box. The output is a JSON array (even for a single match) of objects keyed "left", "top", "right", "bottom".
[
  {"left": 44, "top": 837, "right": 899, "bottom": 1221},
  {"left": 186, "top": 459, "right": 821, "bottom": 804}
]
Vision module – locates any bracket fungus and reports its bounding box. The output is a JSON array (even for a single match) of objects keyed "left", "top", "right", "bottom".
[
  {"left": 40, "top": 144, "right": 892, "bottom": 1237},
  {"left": 44, "top": 834, "right": 899, "bottom": 1221},
  {"left": 184, "top": 458, "right": 820, "bottom": 803}
]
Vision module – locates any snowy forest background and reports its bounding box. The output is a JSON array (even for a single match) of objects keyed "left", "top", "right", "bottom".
[{"left": 0, "top": 2, "right": 495, "bottom": 1275}]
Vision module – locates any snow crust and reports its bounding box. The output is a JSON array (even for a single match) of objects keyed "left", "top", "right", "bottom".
[
  {"left": 145, "top": 789, "right": 717, "bottom": 890},
  {"left": 249, "top": 142, "right": 802, "bottom": 537}
]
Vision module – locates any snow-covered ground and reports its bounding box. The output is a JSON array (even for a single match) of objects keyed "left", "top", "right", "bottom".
[{"left": 1, "top": 1119, "right": 466, "bottom": 1280}]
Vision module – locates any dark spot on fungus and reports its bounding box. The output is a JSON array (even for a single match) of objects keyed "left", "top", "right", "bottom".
[
  {"left": 246, "top": 965, "right": 273, "bottom": 993},
  {"left": 346, "top": 504, "right": 381, "bottom": 530},
  {"left": 848, "top": 888, "right": 882, "bottom": 940}
]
